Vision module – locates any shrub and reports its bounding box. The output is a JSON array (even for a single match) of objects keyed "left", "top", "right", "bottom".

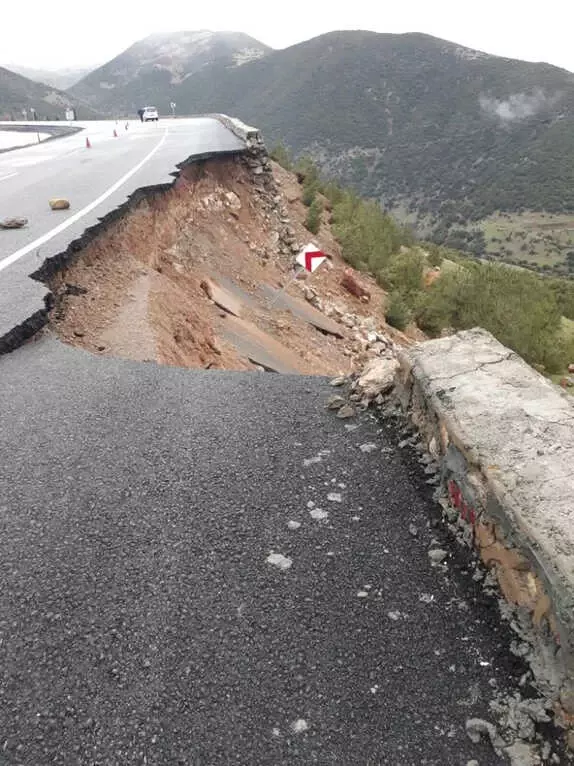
[
  {"left": 269, "top": 143, "right": 292, "bottom": 170},
  {"left": 302, "top": 181, "right": 318, "bottom": 207},
  {"left": 305, "top": 198, "right": 322, "bottom": 234},
  {"left": 385, "top": 292, "right": 411, "bottom": 330}
]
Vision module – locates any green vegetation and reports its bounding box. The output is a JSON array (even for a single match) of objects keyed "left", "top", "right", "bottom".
[
  {"left": 70, "top": 29, "right": 574, "bottom": 227},
  {"left": 272, "top": 147, "right": 574, "bottom": 375},
  {"left": 270, "top": 143, "right": 292, "bottom": 171},
  {"left": 305, "top": 198, "right": 322, "bottom": 234},
  {"left": 443, "top": 212, "right": 574, "bottom": 276},
  {"left": 414, "top": 264, "right": 571, "bottom": 372},
  {"left": 385, "top": 292, "right": 411, "bottom": 331}
]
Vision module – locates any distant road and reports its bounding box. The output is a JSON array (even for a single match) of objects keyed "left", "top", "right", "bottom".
[{"left": 0, "top": 118, "right": 245, "bottom": 351}]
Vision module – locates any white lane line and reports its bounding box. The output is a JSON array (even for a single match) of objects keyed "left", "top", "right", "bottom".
[
  {"left": 0, "top": 172, "right": 18, "bottom": 182},
  {"left": 0, "top": 128, "right": 168, "bottom": 274}
]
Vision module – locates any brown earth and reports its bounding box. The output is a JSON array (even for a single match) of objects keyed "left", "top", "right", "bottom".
[{"left": 46, "top": 153, "right": 413, "bottom": 374}]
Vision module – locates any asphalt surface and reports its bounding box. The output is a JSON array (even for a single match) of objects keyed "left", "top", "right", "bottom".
[
  {"left": 0, "top": 118, "right": 244, "bottom": 347},
  {"left": 0, "top": 337, "right": 539, "bottom": 765}
]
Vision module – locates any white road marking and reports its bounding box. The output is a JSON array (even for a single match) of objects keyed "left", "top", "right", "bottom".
[
  {"left": 0, "top": 128, "right": 168, "bottom": 275},
  {"left": 0, "top": 172, "right": 17, "bottom": 181}
]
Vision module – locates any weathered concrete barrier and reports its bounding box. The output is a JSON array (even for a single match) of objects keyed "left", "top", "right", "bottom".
[{"left": 394, "top": 328, "right": 574, "bottom": 727}]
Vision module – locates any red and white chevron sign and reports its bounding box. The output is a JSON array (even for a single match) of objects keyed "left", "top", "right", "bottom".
[{"left": 296, "top": 243, "right": 326, "bottom": 273}]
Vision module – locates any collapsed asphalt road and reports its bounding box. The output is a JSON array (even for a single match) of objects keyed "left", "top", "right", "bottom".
[{"left": 0, "top": 338, "right": 558, "bottom": 765}]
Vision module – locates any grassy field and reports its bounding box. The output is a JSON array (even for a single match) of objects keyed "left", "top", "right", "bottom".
[{"left": 477, "top": 211, "right": 574, "bottom": 272}]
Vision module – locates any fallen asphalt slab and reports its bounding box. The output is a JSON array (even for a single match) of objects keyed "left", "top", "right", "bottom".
[{"left": 0, "top": 337, "right": 566, "bottom": 764}]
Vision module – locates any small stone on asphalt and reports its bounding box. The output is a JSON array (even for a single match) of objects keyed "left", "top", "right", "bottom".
[
  {"left": 336, "top": 404, "right": 355, "bottom": 419},
  {"left": 266, "top": 553, "right": 292, "bottom": 570},
  {"left": 428, "top": 548, "right": 448, "bottom": 565}
]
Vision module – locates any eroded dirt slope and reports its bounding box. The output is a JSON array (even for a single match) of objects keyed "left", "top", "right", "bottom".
[{"left": 47, "top": 151, "right": 412, "bottom": 375}]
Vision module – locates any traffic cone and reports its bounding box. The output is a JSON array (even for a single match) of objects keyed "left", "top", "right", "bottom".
[
  {"left": 113, "top": 129, "right": 118, "bottom": 138},
  {"left": 85, "top": 137, "right": 91, "bottom": 148}
]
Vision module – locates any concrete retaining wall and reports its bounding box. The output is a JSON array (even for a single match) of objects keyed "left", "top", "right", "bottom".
[{"left": 394, "top": 327, "right": 574, "bottom": 724}]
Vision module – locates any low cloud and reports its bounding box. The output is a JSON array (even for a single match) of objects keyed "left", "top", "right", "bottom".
[{"left": 479, "top": 90, "right": 558, "bottom": 122}]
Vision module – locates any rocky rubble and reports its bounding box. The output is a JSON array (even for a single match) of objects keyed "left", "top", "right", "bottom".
[{"left": 237, "top": 131, "right": 302, "bottom": 260}]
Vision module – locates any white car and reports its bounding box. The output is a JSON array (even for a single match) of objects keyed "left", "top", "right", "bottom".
[{"left": 142, "top": 107, "right": 159, "bottom": 122}]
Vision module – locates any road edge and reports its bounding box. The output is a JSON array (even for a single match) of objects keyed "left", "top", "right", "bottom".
[{"left": 392, "top": 327, "right": 574, "bottom": 729}]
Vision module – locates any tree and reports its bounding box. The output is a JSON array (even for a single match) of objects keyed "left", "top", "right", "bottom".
[
  {"left": 305, "top": 198, "right": 322, "bottom": 234},
  {"left": 385, "top": 292, "right": 411, "bottom": 330}
]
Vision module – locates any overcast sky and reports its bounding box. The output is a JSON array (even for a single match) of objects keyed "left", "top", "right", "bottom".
[{"left": 3, "top": 0, "right": 573, "bottom": 73}]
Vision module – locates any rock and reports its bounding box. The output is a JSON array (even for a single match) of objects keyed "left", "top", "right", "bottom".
[
  {"left": 326, "top": 395, "right": 346, "bottom": 410},
  {"left": 568, "top": 363, "right": 574, "bottom": 374},
  {"left": 330, "top": 376, "right": 347, "bottom": 387},
  {"left": 503, "top": 742, "right": 540, "bottom": 766},
  {"left": 73, "top": 329, "right": 85, "bottom": 338},
  {"left": 49, "top": 198, "right": 70, "bottom": 210},
  {"left": 409, "top": 524, "right": 418, "bottom": 537},
  {"left": 360, "top": 316, "right": 378, "bottom": 332},
  {"left": 428, "top": 548, "right": 448, "bottom": 564},
  {"left": 310, "top": 296, "right": 323, "bottom": 311},
  {"left": 341, "top": 314, "right": 356, "bottom": 328},
  {"left": 266, "top": 552, "right": 292, "bottom": 570},
  {"left": 357, "top": 358, "right": 399, "bottom": 400},
  {"left": 291, "top": 718, "right": 309, "bottom": 733},
  {"left": 340, "top": 269, "right": 371, "bottom": 301},
  {"left": 224, "top": 191, "right": 241, "bottom": 210},
  {"left": 336, "top": 404, "right": 355, "bottom": 419},
  {"left": 0, "top": 216, "right": 28, "bottom": 229},
  {"left": 304, "top": 287, "right": 316, "bottom": 302},
  {"left": 368, "top": 342, "right": 387, "bottom": 356},
  {"left": 465, "top": 718, "right": 505, "bottom": 754}
]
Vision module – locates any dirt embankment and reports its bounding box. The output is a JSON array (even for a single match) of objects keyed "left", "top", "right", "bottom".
[{"left": 46, "top": 149, "right": 413, "bottom": 375}]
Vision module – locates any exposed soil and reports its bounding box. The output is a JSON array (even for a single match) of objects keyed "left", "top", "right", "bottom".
[{"left": 47, "top": 152, "right": 413, "bottom": 374}]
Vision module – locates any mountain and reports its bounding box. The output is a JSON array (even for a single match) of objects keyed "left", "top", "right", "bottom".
[
  {"left": 66, "top": 29, "right": 574, "bottom": 224},
  {"left": 0, "top": 66, "right": 100, "bottom": 120},
  {"left": 69, "top": 31, "right": 270, "bottom": 114},
  {"left": 7, "top": 64, "right": 96, "bottom": 90},
  {"left": 163, "top": 30, "right": 574, "bottom": 222}
]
